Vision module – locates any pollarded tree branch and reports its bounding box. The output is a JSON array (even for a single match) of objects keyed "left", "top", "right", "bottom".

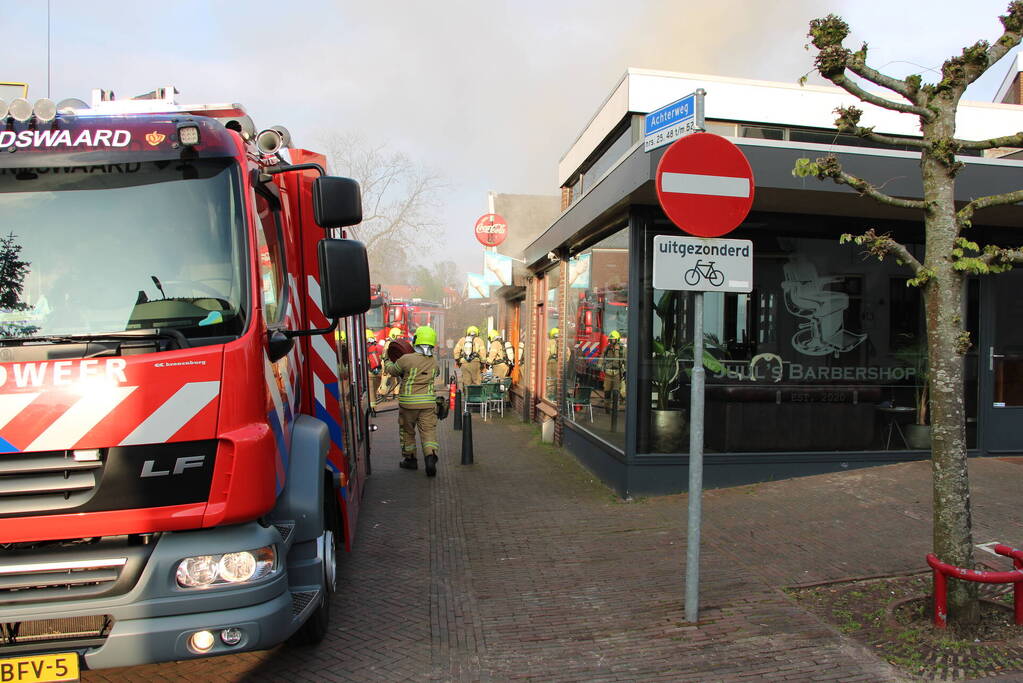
[
  {"left": 841, "top": 228, "right": 925, "bottom": 273},
  {"left": 956, "top": 131, "right": 1023, "bottom": 150},
  {"left": 803, "top": 155, "right": 928, "bottom": 210},
  {"left": 834, "top": 106, "right": 928, "bottom": 149},
  {"left": 979, "top": 247, "right": 1023, "bottom": 265},
  {"left": 970, "top": 2, "right": 1023, "bottom": 85},
  {"left": 807, "top": 15, "right": 934, "bottom": 119},
  {"left": 846, "top": 48, "right": 923, "bottom": 105},
  {"left": 830, "top": 72, "right": 934, "bottom": 119},
  {"left": 958, "top": 188, "right": 1023, "bottom": 226}
]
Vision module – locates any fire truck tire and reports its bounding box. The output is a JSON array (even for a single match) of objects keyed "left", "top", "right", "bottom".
[{"left": 289, "top": 481, "right": 340, "bottom": 645}]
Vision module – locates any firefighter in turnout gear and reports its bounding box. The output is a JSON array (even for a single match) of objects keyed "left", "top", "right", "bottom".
[
  {"left": 378, "top": 327, "right": 403, "bottom": 401},
  {"left": 487, "top": 329, "right": 512, "bottom": 379},
  {"left": 545, "top": 327, "right": 559, "bottom": 400},
  {"left": 454, "top": 325, "right": 486, "bottom": 389},
  {"left": 601, "top": 330, "right": 626, "bottom": 410},
  {"left": 384, "top": 325, "right": 440, "bottom": 476}
]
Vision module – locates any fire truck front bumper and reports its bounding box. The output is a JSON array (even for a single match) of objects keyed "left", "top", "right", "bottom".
[{"left": 0, "top": 521, "right": 313, "bottom": 670}]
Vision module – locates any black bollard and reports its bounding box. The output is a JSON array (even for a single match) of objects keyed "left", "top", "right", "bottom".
[
  {"left": 454, "top": 390, "right": 463, "bottom": 431},
  {"left": 461, "top": 409, "right": 474, "bottom": 465},
  {"left": 610, "top": 389, "right": 619, "bottom": 432}
]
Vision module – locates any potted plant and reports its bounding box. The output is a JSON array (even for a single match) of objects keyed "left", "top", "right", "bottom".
[
  {"left": 894, "top": 338, "right": 930, "bottom": 449},
  {"left": 649, "top": 336, "right": 725, "bottom": 451}
]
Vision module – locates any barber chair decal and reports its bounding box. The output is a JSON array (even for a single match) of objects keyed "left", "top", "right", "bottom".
[{"left": 780, "top": 256, "right": 867, "bottom": 357}]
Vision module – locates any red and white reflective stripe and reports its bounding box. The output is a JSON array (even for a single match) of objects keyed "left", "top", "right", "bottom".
[
  {"left": 27, "top": 386, "right": 137, "bottom": 452},
  {"left": 0, "top": 393, "right": 40, "bottom": 430},
  {"left": 311, "top": 334, "right": 337, "bottom": 381},
  {"left": 264, "top": 355, "right": 286, "bottom": 425},
  {"left": 120, "top": 381, "right": 219, "bottom": 446},
  {"left": 307, "top": 276, "right": 340, "bottom": 422}
]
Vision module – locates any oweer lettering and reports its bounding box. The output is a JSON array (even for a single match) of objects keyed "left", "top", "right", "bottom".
[
  {"left": 0, "top": 358, "right": 128, "bottom": 387},
  {"left": 0, "top": 128, "right": 132, "bottom": 149}
]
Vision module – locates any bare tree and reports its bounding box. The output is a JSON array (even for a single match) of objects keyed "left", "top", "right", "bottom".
[
  {"left": 796, "top": 3, "right": 1023, "bottom": 624},
  {"left": 318, "top": 133, "right": 445, "bottom": 281}
]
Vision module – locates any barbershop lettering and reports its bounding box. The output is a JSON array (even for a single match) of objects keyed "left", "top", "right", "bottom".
[
  {"left": 0, "top": 129, "right": 131, "bottom": 149},
  {"left": 714, "top": 362, "right": 916, "bottom": 383}
]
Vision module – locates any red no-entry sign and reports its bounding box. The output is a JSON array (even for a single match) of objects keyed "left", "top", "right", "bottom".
[{"left": 655, "top": 132, "right": 754, "bottom": 237}]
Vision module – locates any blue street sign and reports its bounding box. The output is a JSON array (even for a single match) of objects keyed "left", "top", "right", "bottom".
[{"left": 644, "top": 89, "right": 706, "bottom": 152}]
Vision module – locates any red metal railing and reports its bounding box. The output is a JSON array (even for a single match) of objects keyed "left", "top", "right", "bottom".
[{"left": 926, "top": 544, "right": 1023, "bottom": 627}]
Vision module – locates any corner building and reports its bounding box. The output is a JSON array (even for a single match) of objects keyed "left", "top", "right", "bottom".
[{"left": 517, "top": 66, "right": 1023, "bottom": 497}]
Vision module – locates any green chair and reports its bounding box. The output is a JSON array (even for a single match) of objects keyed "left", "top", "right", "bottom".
[
  {"left": 566, "top": 386, "right": 594, "bottom": 422},
  {"left": 464, "top": 384, "right": 488, "bottom": 420},
  {"left": 499, "top": 377, "right": 513, "bottom": 409},
  {"left": 485, "top": 382, "right": 504, "bottom": 418}
]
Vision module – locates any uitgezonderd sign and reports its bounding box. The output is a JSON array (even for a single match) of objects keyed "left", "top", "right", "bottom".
[{"left": 652, "top": 235, "right": 752, "bottom": 294}]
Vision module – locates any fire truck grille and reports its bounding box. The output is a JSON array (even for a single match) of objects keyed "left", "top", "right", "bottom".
[
  {"left": 0, "top": 450, "right": 103, "bottom": 515},
  {"left": 0, "top": 536, "right": 155, "bottom": 607},
  {"left": 1, "top": 615, "right": 113, "bottom": 651},
  {"left": 0, "top": 557, "right": 127, "bottom": 604}
]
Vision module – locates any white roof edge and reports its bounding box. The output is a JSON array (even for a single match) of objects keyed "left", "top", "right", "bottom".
[
  {"left": 558, "top": 65, "right": 1023, "bottom": 186},
  {"left": 558, "top": 70, "right": 631, "bottom": 166}
]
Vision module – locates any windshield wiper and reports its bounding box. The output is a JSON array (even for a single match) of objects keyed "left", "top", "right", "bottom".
[{"left": 3, "top": 327, "right": 191, "bottom": 349}]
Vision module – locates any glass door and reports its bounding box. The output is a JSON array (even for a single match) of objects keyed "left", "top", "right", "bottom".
[{"left": 981, "top": 269, "right": 1023, "bottom": 454}]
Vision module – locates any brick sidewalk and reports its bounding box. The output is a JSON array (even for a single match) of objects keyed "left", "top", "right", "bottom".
[{"left": 86, "top": 407, "right": 1023, "bottom": 681}]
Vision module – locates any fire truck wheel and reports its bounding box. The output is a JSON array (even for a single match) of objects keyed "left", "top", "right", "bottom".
[{"left": 290, "top": 485, "right": 340, "bottom": 645}]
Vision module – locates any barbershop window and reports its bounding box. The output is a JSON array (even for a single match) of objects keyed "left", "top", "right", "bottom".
[
  {"left": 563, "top": 228, "right": 630, "bottom": 448},
  {"left": 640, "top": 230, "right": 974, "bottom": 454},
  {"left": 541, "top": 267, "right": 562, "bottom": 403}
]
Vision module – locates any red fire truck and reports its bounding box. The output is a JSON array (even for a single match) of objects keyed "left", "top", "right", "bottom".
[{"left": 0, "top": 87, "right": 374, "bottom": 676}]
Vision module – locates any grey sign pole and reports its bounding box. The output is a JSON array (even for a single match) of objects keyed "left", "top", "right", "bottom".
[{"left": 685, "top": 291, "right": 705, "bottom": 623}]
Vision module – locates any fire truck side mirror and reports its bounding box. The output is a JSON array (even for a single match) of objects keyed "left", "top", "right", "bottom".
[
  {"left": 318, "top": 238, "right": 371, "bottom": 318},
  {"left": 313, "top": 176, "right": 362, "bottom": 228}
]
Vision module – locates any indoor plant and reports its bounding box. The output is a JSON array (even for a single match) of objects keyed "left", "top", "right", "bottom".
[{"left": 895, "top": 339, "right": 930, "bottom": 449}]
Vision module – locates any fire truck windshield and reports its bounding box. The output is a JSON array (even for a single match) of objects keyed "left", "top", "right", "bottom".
[{"left": 0, "top": 158, "right": 246, "bottom": 342}]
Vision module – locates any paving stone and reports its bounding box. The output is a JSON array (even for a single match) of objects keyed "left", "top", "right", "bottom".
[{"left": 82, "top": 409, "right": 1023, "bottom": 681}]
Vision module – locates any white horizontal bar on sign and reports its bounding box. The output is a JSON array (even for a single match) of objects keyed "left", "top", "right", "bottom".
[{"left": 661, "top": 172, "right": 750, "bottom": 198}]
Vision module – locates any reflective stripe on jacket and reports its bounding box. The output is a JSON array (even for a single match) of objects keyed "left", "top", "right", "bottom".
[{"left": 384, "top": 352, "right": 438, "bottom": 408}]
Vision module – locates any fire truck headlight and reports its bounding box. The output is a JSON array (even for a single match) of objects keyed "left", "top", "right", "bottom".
[
  {"left": 0, "top": 100, "right": 7, "bottom": 119},
  {"left": 8, "top": 98, "right": 32, "bottom": 122},
  {"left": 176, "top": 546, "right": 277, "bottom": 589},
  {"left": 33, "top": 98, "right": 57, "bottom": 123},
  {"left": 176, "top": 555, "right": 218, "bottom": 588},
  {"left": 178, "top": 123, "right": 201, "bottom": 146}
]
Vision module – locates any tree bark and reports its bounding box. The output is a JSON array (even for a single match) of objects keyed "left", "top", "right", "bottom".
[{"left": 921, "top": 106, "right": 979, "bottom": 625}]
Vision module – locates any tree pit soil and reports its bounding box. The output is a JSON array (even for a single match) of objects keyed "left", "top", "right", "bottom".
[{"left": 788, "top": 573, "right": 1023, "bottom": 680}]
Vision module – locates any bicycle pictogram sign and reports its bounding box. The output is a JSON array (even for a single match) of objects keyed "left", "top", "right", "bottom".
[
  {"left": 683, "top": 260, "right": 724, "bottom": 287},
  {"left": 652, "top": 235, "right": 752, "bottom": 294}
]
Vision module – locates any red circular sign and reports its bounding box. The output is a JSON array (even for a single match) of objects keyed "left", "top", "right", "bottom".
[
  {"left": 474, "top": 213, "right": 508, "bottom": 247},
  {"left": 655, "top": 133, "right": 754, "bottom": 237}
]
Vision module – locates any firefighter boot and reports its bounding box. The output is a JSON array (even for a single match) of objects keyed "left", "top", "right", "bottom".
[
  {"left": 400, "top": 455, "right": 418, "bottom": 470},
  {"left": 425, "top": 454, "right": 438, "bottom": 477}
]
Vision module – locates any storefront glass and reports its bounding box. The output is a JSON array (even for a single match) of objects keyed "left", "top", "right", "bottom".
[
  {"left": 541, "top": 268, "right": 561, "bottom": 402},
  {"left": 563, "top": 229, "right": 630, "bottom": 448},
  {"left": 641, "top": 225, "right": 979, "bottom": 454}
]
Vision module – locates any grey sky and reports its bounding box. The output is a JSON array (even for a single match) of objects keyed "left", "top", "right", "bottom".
[{"left": 2, "top": 1, "right": 1019, "bottom": 278}]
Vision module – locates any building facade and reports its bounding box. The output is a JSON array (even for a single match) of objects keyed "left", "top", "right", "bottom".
[{"left": 515, "top": 68, "right": 1023, "bottom": 497}]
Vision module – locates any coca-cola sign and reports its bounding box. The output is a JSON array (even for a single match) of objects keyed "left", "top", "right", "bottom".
[{"left": 474, "top": 213, "right": 508, "bottom": 247}]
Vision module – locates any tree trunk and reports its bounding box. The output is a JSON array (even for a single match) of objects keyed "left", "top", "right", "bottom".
[{"left": 921, "top": 108, "right": 979, "bottom": 625}]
